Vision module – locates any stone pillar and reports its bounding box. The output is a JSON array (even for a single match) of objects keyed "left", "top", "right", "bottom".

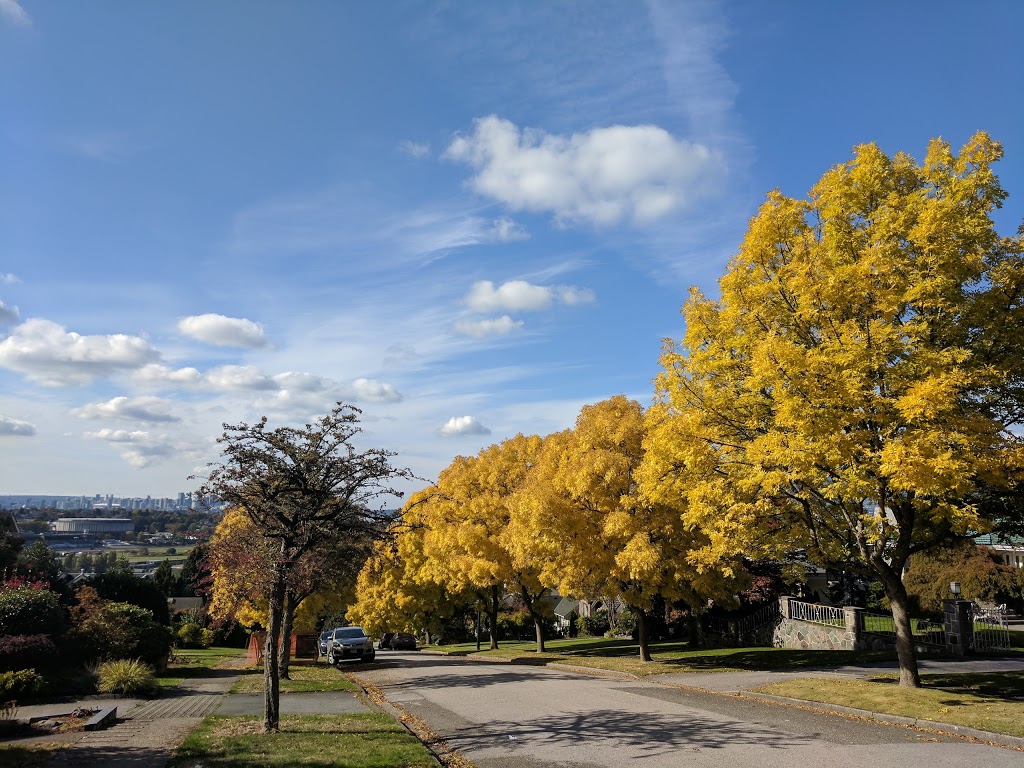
[
  {"left": 944, "top": 599, "right": 973, "bottom": 656},
  {"left": 844, "top": 606, "right": 864, "bottom": 650},
  {"left": 780, "top": 596, "right": 793, "bottom": 619}
]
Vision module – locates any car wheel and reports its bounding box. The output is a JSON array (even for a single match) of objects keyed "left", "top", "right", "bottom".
[{"left": 361, "top": 651, "right": 375, "bottom": 662}]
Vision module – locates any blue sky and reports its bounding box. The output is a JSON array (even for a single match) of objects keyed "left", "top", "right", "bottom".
[{"left": 1, "top": 1, "right": 1021, "bottom": 498}]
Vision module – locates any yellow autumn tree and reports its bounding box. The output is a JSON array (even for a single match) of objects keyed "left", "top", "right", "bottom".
[
  {"left": 421, "top": 434, "right": 552, "bottom": 651},
  {"left": 642, "top": 132, "right": 1024, "bottom": 687},
  {"left": 348, "top": 490, "right": 475, "bottom": 641},
  {"left": 513, "top": 396, "right": 744, "bottom": 660}
]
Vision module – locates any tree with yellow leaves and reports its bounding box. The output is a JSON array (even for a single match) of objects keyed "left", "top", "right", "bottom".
[
  {"left": 642, "top": 133, "right": 1024, "bottom": 687},
  {"left": 421, "top": 434, "right": 553, "bottom": 651},
  {"left": 347, "top": 490, "right": 475, "bottom": 641},
  {"left": 514, "top": 396, "right": 744, "bottom": 661}
]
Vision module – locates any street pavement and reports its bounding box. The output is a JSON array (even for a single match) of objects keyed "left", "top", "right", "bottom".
[{"left": 357, "top": 651, "right": 1024, "bottom": 768}]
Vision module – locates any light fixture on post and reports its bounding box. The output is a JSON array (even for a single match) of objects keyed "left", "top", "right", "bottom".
[{"left": 950, "top": 581, "right": 961, "bottom": 598}]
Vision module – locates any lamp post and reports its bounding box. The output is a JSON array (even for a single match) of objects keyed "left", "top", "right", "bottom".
[{"left": 950, "top": 581, "right": 961, "bottom": 598}]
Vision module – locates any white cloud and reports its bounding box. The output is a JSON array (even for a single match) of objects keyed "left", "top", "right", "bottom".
[
  {"left": 0, "top": 273, "right": 18, "bottom": 284},
  {"left": 0, "top": 299, "right": 18, "bottom": 326},
  {"left": 453, "top": 315, "right": 523, "bottom": 338},
  {"left": 488, "top": 217, "right": 529, "bottom": 242},
  {"left": 273, "top": 371, "right": 332, "bottom": 393},
  {"left": 178, "top": 313, "right": 269, "bottom": 348},
  {"left": 0, "top": 0, "right": 31, "bottom": 27},
  {"left": 204, "top": 365, "right": 279, "bottom": 392},
  {"left": 350, "top": 378, "right": 402, "bottom": 403},
  {"left": 445, "top": 115, "right": 723, "bottom": 226},
  {"left": 83, "top": 429, "right": 176, "bottom": 468},
  {"left": 0, "top": 319, "right": 159, "bottom": 386},
  {"left": 73, "top": 396, "right": 180, "bottom": 424},
  {"left": 439, "top": 415, "right": 491, "bottom": 437},
  {"left": 466, "top": 280, "right": 552, "bottom": 312},
  {"left": 558, "top": 286, "right": 596, "bottom": 306},
  {"left": 398, "top": 140, "right": 430, "bottom": 158},
  {"left": 133, "top": 363, "right": 202, "bottom": 388},
  {"left": 464, "top": 280, "right": 595, "bottom": 313},
  {"left": 0, "top": 415, "right": 35, "bottom": 436}
]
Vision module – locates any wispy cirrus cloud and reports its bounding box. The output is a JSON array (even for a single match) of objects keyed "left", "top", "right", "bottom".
[
  {"left": 178, "top": 313, "right": 270, "bottom": 349},
  {"left": 445, "top": 115, "right": 725, "bottom": 226},
  {"left": 453, "top": 315, "right": 523, "bottom": 339},
  {"left": 229, "top": 190, "right": 528, "bottom": 270},
  {"left": 398, "top": 140, "right": 430, "bottom": 158},
  {"left": 0, "top": 0, "right": 31, "bottom": 27}
]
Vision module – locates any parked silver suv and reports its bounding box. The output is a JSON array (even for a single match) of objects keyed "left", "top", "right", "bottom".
[{"left": 326, "top": 626, "right": 375, "bottom": 664}]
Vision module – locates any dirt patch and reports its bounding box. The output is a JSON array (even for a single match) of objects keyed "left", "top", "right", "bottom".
[{"left": 0, "top": 707, "right": 99, "bottom": 740}]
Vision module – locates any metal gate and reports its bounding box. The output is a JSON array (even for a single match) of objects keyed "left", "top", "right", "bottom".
[{"left": 971, "top": 605, "right": 1011, "bottom": 652}]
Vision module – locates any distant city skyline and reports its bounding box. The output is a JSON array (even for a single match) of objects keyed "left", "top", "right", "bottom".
[{"left": 0, "top": 492, "right": 207, "bottom": 512}]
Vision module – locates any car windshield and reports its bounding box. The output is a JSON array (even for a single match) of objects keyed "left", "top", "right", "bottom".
[{"left": 334, "top": 628, "right": 365, "bottom": 639}]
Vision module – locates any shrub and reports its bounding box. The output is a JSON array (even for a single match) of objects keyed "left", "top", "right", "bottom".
[
  {"left": 67, "top": 587, "right": 173, "bottom": 669},
  {"left": 0, "top": 633, "right": 57, "bottom": 671},
  {"left": 578, "top": 611, "right": 610, "bottom": 637},
  {"left": 96, "top": 659, "right": 157, "bottom": 697},
  {"left": 176, "top": 623, "right": 214, "bottom": 649},
  {"left": 0, "top": 668, "right": 46, "bottom": 702},
  {"left": 88, "top": 572, "right": 171, "bottom": 625},
  {"left": 0, "top": 583, "right": 66, "bottom": 637}
]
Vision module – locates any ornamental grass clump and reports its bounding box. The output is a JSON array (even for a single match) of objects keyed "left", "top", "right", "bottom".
[{"left": 96, "top": 659, "right": 158, "bottom": 697}]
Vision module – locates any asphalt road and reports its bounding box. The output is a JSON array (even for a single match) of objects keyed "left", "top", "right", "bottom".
[{"left": 355, "top": 652, "right": 1023, "bottom": 768}]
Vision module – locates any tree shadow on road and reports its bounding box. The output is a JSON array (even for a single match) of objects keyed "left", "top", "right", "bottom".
[{"left": 443, "top": 708, "right": 818, "bottom": 758}]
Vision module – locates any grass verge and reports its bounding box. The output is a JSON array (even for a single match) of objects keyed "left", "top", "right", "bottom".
[
  {"left": 159, "top": 646, "right": 249, "bottom": 688},
  {"left": 167, "top": 713, "right": 435, "bottom": 768},
  {"left": 430, "top": 637, "right": 897, "bottom": 677},
  {"left": 230, "top": 660, "right": 358, "bottom": 694},
  {"left": 752, "top": 671, "right": 1024, "bottom": 737}
]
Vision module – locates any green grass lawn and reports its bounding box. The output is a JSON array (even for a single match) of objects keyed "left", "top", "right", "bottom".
[
  {"left": 753, "top": 671, "right": 1024, "bottom": 737},
  {"left": 429, "top": 636, "right": 898, "bottom": 676},
  {"left": 158, "top": 646, "right": 250, "bottom": 688},
  {"left": 167, "top": 713, "right": 435, "bottom": 768},
  {"left": 230, "top": 659, "right": 358, "bottom": 694}
]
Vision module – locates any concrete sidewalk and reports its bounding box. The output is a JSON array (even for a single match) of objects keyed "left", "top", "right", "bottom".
[{"left": 7, "top": 669, "right": 370, "bottom": 768}]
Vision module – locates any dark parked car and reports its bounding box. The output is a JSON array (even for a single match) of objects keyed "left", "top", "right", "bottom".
[
  {"left": 377, "top": 632, "right": 394, "bottom": 650},
  {"left": 326, "top": 626, "right": 375, "bottom": 664},
  {"left": 391, "top": 632, "right": 417, "bottom": 651}
]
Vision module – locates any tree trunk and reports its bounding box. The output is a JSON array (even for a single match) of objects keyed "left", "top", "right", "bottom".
[
  {"left": 637, "top": 608, "right": 652, "bottom": 661},
  {"left": 263, "top": 564, "right": 287, "bottom": 732},
  {"left": 872, "top": 557, "right": 921, "bottom": 688},
  {"left": 519, "top": 586, "right": 547, "bottom": 653},
  {"left": 279, "top": 592, "right": 295, "bottom": 680},
  {"left": 488, "top": 584, "right": 500, "bottom": 650}
]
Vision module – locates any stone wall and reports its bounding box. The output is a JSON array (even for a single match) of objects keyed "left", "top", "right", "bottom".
[{"left": 772, "top": 616, "right": 853, "bottom": 650}]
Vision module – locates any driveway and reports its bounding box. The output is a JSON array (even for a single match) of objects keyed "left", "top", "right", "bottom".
[{"left": 356, "top": 652, "right": 1023, "bottom": 768}]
